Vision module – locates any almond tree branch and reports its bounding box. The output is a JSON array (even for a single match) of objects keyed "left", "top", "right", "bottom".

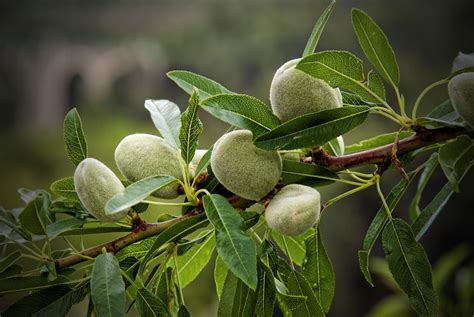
[{"left": 312, "top": 126, "right": 467, "bottom": 171}]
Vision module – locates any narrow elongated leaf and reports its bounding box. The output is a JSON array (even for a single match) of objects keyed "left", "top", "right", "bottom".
[
  {"left": 50, "top": 177, "right": 79, "bottom": 201},
  {"left": 438, "top": 135, "right": 474, "bottom": 192},
  {"left": 204, "top": 194, "right": 257, "bottom": 290},
  {"left": 167, "top": 70, "right": 231, "bottom": 99},
  {"left": 135, "top": 287, "right": 169, "bottom": 317},
  {"left": 63, "top": 108, "right": 87, "bottom": 165},
  {"left": 255, "top": 106, "right": 369, "bottom": 150},
  {"left": 302, "top": 228, "right": 335, "bottom": 312},
  {"left": 46, "top": 218, "right": 85, "bottom": 237},
  {"left": 145, "top": 99, "right": 182, "bottom": 149},
  {"left": 302, "top": 0, "right": 336, "bottom": 56},
  {"left": 345, "top": 131, "right": 414, "bottom": 154},
  {"left": 297, "top": 51, "right": 381, "bottom": 103},
  {"left": 382, "top": 218, "right": 438, "bottom": 317},
  {"left": 177, "top": 305, "right": 190, "bottom": 317},
  {"left": 172, "top": 234, "right": 216, "bottom": 288},
  {"left": 367, "top": 70, "right": 386, "bottom": 101},
  {"left": 217, "top": 272, "right": 239, "bottom": 317},
  {"left": 0, "top": 250, "right": 21, "bottom": 273},
  {"left": 255, "top": 260, "right": 277, "bottom": 317},
  {"left": 214, "top": 255, "right": 229, "bottom": 300},
  {"left": 409, "top": 153, "right": 439, "bottom": 220},
  {"left": 272, "top": 229, "right": 313, "bottom": 266},
  {"left": 105, "top": 175, "right": 177, "bottom": 214},
  {"left": 141, "top": 214, "right": 208, "bottom": 272},
  {"left": 201, "top": 94, "right": 280, "bottom": 137},
  {"left": 180, "top": 89, "right": 203, "bottom": 163},
  {"left": 0, "top": 275, "right": 71, "bottom": 294},
  {"left": 411, "top": 182, "right": 455, "bottom": 241},
  {"left": 231, "top": 274, "right": 257, "bottom": 316},
  {"left": 282, "top": 159, "right": 339, "bottom": 187},
  {"left": 19, "top": 193, "right": 53, "bottom": 236},
  {"left": 278, "top": 260, "right": 324, "bottom": 317},
  {"left": 325, "top": 136, "right": 344, "bottom": 156},
  {"left": 276, "top": 293, "right": 307, "bottom": 316},
  {"left": 58, "top": 225, "right": 131, "bottom": 236},
  {"left": 351, "top": 8, "right": 400, "bottom": 87},
  {"left": 3, "top": 283, "right": 89, "bottom": 317},
  {"left": 91, "top": 253, "right": 126, "bottom": 317},
  {"left": 359, "top": 172, "right": 416, "bottom": 285}
]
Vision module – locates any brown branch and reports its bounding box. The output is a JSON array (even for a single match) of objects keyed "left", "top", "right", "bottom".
[
  {"left": 54, "top": 212, "right": 199, "bottom": 269},
  {"left": 55, "top": 126, "right": 468, "bottom": 270},
  {"left": 312, "top": 126, "right": 467, "bottom": 171}
]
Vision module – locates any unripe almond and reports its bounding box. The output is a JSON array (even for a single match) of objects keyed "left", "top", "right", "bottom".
[
  {"left": 189, "top": 149, "right": 208, "bottom": 178},
  {"left": 211, "top": 130, "right": 282, "bottom": 201},
  {"left": 114, "top": 133, "right": 183, "bottom": 199},
  {"left": 452, "top": 52, "right": 474, "bottom": 72},
  {"left": 265, "top": 184, "right": 321, "bottom": 236},
  {"left": 448, "top": 72, "right": 474, "bottom": 128},
  {"left": 270, "top": 58, "right": 343, "bottom": 122},
  {"left": 74, "top": 158, "right": 127, "bottom": 222}
]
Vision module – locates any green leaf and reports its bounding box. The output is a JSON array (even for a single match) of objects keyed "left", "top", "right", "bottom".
[
  {"left": 46, "top": 218, "right": 85, "bottom": 237},
  {"left": 302, "top": 228, "right": 335, "bottom": 313},
  {"left": 255, "top": 260, "right": 277, "bottom": 317},
  {"left": 438, "top": 135, "right": 474, "bottom": 192},
  {"left": 0, "top": 275, "right": 71, "bottom": 294},
  {"left": 297, "top": 50, "right": 382, "bottom": 103},
  {"left": 19, "top": 193, "right": 53, "bottom": 236},
  {"left": 0, "top": 250, "right": 21, "bottom": 273},
  {"left": 214, "top": 255, "right": 229, "bottom": 300},
  {"left": 351, "top": 8, "right": 400, "bottom": 87},
  {"left": 302, "top": 0, "right": 336, "bottom": 56},
  {"left": 408, "top": 153, "right": 439, "bottom": 221},
  {"left": 91, "top": 253, "right": 126, "bottom": 317},
  {"left": 58, "top": 225, "right": 131, "bottom": 236},
  {"left": 359, "top": 172, "right": 416, "bottom": 285},
  {"left": 135, "top": 287, "right": 170, "bottom": 317},
  {"left": 217, "top": 272, "right": 239, "bottom": 317},
  {"left": 63, "top": 108, "right": 88, "bottom": 166},
  {"left": 341, "top": 91, "right": 373, "bottom": 106},
  {"left": 367, "top": 70, "right": 387, "bottom": 101},
  {"left": 272, "top": 229, "right": 313, "bottom": 266},
  {"left": 276, "top": 293, "right": 307, "bottom": 316},
  {"left": 105, "top": 175, "right": 178, "bottom": 214},
  {"left": 50, "top": 177, "right": 79, "bottom": 201},
  {"left": 281, "top": 159, "right": 339, "bottom": 187},
  {"left": 426, "top": 99, "right": 460, "bottom": 121},
  {"left": 200, "top": 94, "right": 280, "bottom": 137},
  {"left": 255, "top": 106, "right": 370, "bottom": 150},
  {"left": 180, "top": 89, "right": 203, "bottom": 164},
  {"left": 171, "top": 234, "right": 216, "bottom": 288},
  {"left": 278, "top": 260, "right": 325, "bottom": 317},
  {"left": 324, "top": 136, "right": 344, "bottom": 156},
  {"left": 145, "top": 99, "right": 182, "bottom": 149},
  {"left": 411, "top": 182, "right": 455, "bottom": 241},
  {"left": 3, "top": 283, "right": 89, "bottom": 317},
  {"left": 141, "top": 214, "right": 208, "bottom": 272},
  {"left": 382, "top": 218, "right": 438, "bottom": 317},
  {"left": 167, "top": 70, "right": 231, "bottom": 99},
  {"left": 345, "top": 131, "right": 414, "bottom": 154},
  {"left": 203, "top": 194, "right": 257, "bottom": 290}
]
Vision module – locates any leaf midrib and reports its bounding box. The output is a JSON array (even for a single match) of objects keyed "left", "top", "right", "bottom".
[{"left": 389, "top": 220, "right": 430, "bottom": 314}]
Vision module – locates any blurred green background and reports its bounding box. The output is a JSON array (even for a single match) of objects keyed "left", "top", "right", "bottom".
[{"left": 1, "top": 0, "right": 474, "bottom": 316}]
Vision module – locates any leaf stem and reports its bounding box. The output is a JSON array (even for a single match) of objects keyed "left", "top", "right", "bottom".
[
  {"left": 322, "top": 181, "right": 374, "bottom": 213},
  {"left": 412, "top": 79, "right": 448, "bottom": 120},
  {"left": 375, "top": 176, "right": 393, "bottom": 220},
  {"left": 173, "top": 246, "right": 185, "bottom": 305}
]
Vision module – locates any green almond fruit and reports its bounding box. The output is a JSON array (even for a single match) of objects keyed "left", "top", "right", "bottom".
[
  {"left": 265, "top": 184, "right": 321, "bottom": 236},
  {"left": 269, "top": 58, "right": 343, "bottom": 122},
  {"left": 115, "top": 133, "right": 183, "bottom": 199},
  {"left": 211, "top": 130, "right": 282, "bottom": 200},
  {"left": 74, "top": 158, "right": 127, "bottom": 222}
]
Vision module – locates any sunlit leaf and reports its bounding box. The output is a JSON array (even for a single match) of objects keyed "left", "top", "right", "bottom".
[
  {"left": 180, "top": 89, "right": 203, "bottom": 164},
  {"left": 63, "top": 108, "right": 87, "bottom": 166},
  {"left": 145, "top": 99, "right": 182, "bottom": 149}
]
